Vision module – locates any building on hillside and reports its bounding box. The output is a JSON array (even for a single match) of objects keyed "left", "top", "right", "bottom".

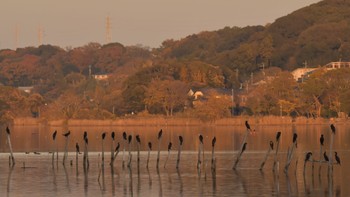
[
  {"left": 291, "top": 68, "right": 319, "bottom": 82},
  {"left": 18, "top": 86, "right": 34, "bottom": 93},
  {"left": 93, "top": 73, "right": 111, "bottom": 80},
  {"left": 325, "top": 61, "right": 350, "bottom": 70}
]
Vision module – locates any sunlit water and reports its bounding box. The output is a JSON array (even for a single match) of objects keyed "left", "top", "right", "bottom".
[{"left": 0, "top": 124, "right": 349, "bottom": 196}]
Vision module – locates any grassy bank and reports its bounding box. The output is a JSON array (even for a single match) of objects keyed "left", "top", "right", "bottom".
[{"left": 11, "top": 116, "right": 349, "bottom": 127}]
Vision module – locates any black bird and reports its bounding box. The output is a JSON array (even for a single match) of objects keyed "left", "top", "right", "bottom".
[
  {"left": 269, "top": 141, "right": 274, "bottom": 150},
  {"left": 323, "top": 151, "right": 329, "bottom": 162},
  {"left": 320, "top": 134, "right": 324, "bottom": 146},
  {"left": 241, "top": 142, "right": 247, "bottom": 153},
  {"left": 212, "top": 137, "right": 216, "bottom": 147},
  {"left": 293, "top": 133, "right": 298, "bottom": 143},
  {"left": 63, "top": 130, "right": 71, "bottom": 137},
  {"left": 128, "top": 135, "right": 132, "bottom": 144},
  {"left": 305, "top": 152, "right": 312, "bottom": 162},
  {"left": 245, "top": 121, "right": 251, "bottom": 130},
  {"left": 6, "top": 127, "right": 10, "bottom": 135},
  {"left": 158, "top": 129, "right": 163, "bottom": 140},
  {"left": 102, "top": 132, "right": 106, "bottom": 140},
  {"left": 76, "top": 143, "right": 81, "bottom": 154},
  {"left": 335, "top": 152, "right": 341, "bottom": 165},
  {"left": 84, "top": 137, "right": 88, "bottom": 145},
  {"left": 115, "top": 142, "right": 120, "bottom": 152},
  {"left": 123, "top": 132, "right": 127, "bottom": 140},
  {"left": 168, "top": 142, "right": 172, "bottom": 151},
  {"left": 83, "top": 131, "right": 87, "bottom": 140},
  {"left": 179, "top": 136, "right": 183, "bottom": 146},
  {"left": 199, "top": 134, "right": 203, "bottom": 144},
  {"left": 111, "top": 132, "right": 115, "bottom": 140},
  {"left": 148, "top": 142, "right": 152, "bottom": 150},
  {"left": 136, "top": 135, "right": 141, "bottom": 143},
  {"left": 276, "top": 131, "right": 281, "bottom": 141},
  {"left": 52, "top": 130, "right": 57, "bottom": 140},
  {"left": 330, "top": 124, "right": 336, "bottom": 134}
]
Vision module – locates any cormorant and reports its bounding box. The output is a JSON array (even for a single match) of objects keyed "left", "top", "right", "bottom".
[
  {"left": 245, "top": 121, "right": 251, "bottom": 130},
  {"left": 330, "top": 124, "right": 336, "bottom": 134},
  {"left": 324, "top": 151, "right": 329, "bottom": 162},
  {"left": 52, "top": 130, "right": 57, "bottom": 140},
  {"left": 305, "top": 152, "right": 312, "bottom": 162},
  {"left": 128, "top": 135, "right": 132, "bottom": 144},
  {"left": 111, "top": 132, "right": 115, "bottom": 140},
  {"left": 102, "top": 132, "right": 106, "bottom": 140},
  {"left": 168, "top": 142, "right": 172, "bottom": 151},
  {"left": 212, "top": 137, "right": 216, "bottom": 147},
  {"left": 123, "top": 132, "right": 127, "bottom": 140},
  {"left": 179, "top": 136, "right": 183, "bottom": 146},
  {"left": 320, "top": 134, "right": 324, "bottom": 146},
  {"left": 63, "top": 131, "right": 70, "bottom": 137},
  {"left": 148, "top": 142, "right": 152, "bottom": 150},
  {"left": 76, "top": 143, "right": 81, "bottom": 154},
  {"left": 335, "top": 152, "right": 341, "bottom": 165},
  {"left": 6, "top": 127, "right": 10, "bottom": 135},
  {"left": 199, "top": 135, "right": 203, "bottom": 144},
  {"left": 269, "top": 141, "right": 274, "bottom": 150},
  {"left": 136, "top": 135, "right": 141, "bottom": 143},
  {"left": 276, "top": 131, "right": 281, "bottom": 141}
]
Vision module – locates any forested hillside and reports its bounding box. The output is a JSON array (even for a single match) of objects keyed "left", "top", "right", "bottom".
[{"left": 0, "top": 0, "right": 349, "bottom": 121}]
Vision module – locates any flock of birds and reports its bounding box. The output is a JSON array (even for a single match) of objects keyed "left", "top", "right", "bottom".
[{"left": 4, "top": 121, "right": 342, "bottom": 173}]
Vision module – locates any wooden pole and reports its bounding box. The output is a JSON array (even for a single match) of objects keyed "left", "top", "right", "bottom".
[
  {"left": 164, "top": 142, "right": 172, "bottom": 168},
  {"left": 329, "top": 124, "right": 336, "bottom": 175},
  {"left": 176, "top": 136, "right": 183, "bottom": 169},
  {"left": 284, "top": 133, "right": 297, "bottom": 174},
  {"left": 233, "top": 121, "right": 251, "bottom": 170},
  {"left": 197, "top": 134, "right": 203, "bottom": 169},
  {"left": 260, "top": 141, "right": 273, "bottom": 170},
  {"left": 127, "top": 135, "right": 132, "bottom": 168},
  {"left": 111, "top": 142, "right": 120, "bottom": 166},
  {"left": 52, "top": 130, "right": 57, "bottom": 165},
  {"left": 147, "top": 142, "right": 152, "bottom": 169},
  {"left": 211, "top": 137, "right": 216, "bottom": 171},
  {"left": 111, "top": 132, "right": 115, "bottom": 165},
  {"left": 6, "top": 127, "right": 15, "bottom": 166},
  {"left": 156, "top": 129, "right": 163, "bottom": 169},
  {"left": 122, "top": 132, "right": 127, "bottom": 168},
  {"left": 102, "top": 132, "right": 106, "bottom": 167},
  {"left": 273, "top": 131, "right": 281, "bottom": 172},
  {"left": 136, "top": 135, "right": 141, "bottom": 165},
  {"left": 62, "top": 131, "right": 70, "bottom": 166}
]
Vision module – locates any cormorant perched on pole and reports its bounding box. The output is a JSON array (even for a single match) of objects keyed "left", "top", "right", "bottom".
[
  {"left": 330, "top": 124, "right": 336, "bottom": 134},
  {"left": 84, "top": 131, "right": 87, "bottom": 140},
  {"left": 156, "top": 129, "right": 163, "bottom": 169},
  {"left": 245, "top": 121, "right": 251, "bottom": 131},
  {"left": 305, "top": 152, "right": 312, "bottom": 162},
  {"left": 335, "top": 152, "right": 341, "bottom": 165},
  {"left": 63, "top": 131, "right": 71, "bottom": 137},
  {"left": 6, "top": 126, "right": 10, "bottom": 135},
  {"left": 320, "top": 134, "right": 324, "bottom": 146},
  {"left": 52, "top": 130, "right": 57, "bottom": 140},
  {"left": 199, "top": 135, "right": 203, "bottom": 144},
  {"left": 136, "top": 135, "right": 141, "bottom": 143},
  {"left": 102, "top": 132, "right": 106, "bottom": 140},
  {"left": 111, "top": 132, "right": 115, "bottom": 140},
  {"left": 76, "top": 143, "right": 81, "bottom": 154},
  {"left": 323, "top": 151, "right": 329, "bottom": 162},
  {"left": 276, "top": 132, "right": 281, "bottom": 141},
  {"left": 269, "top": 141, "right": 274, "bottom": 150},
  {"left": 179, "top": 136, "right": 184, "bottom": 146}
]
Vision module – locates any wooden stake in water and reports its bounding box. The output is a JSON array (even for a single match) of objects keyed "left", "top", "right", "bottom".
[
  {"left": 111, "top": 132, "right": 115, "bottom": 165},
  {"left": 260, "top": 141, "right": 274, "bottom": 170},
  {"left": 329, "top": 124, "right": 336, "bottom": 175},
  {"left": 127, "top": 135, "right": 132, "bottom": 168},
  {"left": 83, "top": 131, "right": 89, "bottom": 168},
  {"left": 62, "top": 130, "right": 71, "bottom": 165},
  {"left": 211, "top": 137, "right": 216, "bottom": 171},
  {"left": 233, "top": 121, "right": 251, "bottom": 170},
  {"left": 76, "top": 142, "right": 80, "bottom": 168},
  {"left": 164, "top": 142, "right": 172, "bottom": 168},
  {"left": 111, "top": 142, "right": 120, "bottom": 166},
  {"left": 156, "top": 129, "right": 163, "bottom": 169},
  {"left": 147, "top": 142, "right": 152, "bottom": 169},
  {"left": 176, "top": 136, "right": 183, "bottom": 169},
  {"left": 273, "top": 131, "right": 282, "bottom": 172},
  {"left": 197, "top": 135, "right": 203, "bottom": 169},
  {"left": 52, "top": 130, "right": 57, "bottom": 165},
  {"left": 6, "top": 127, "right": 15, "bottom": 166},
  {"left": 136, "top": 135, "right": 141, "bottom": 164},
  {"left": 122, "top": 132, "right": 127, "bottom": 168},
  {"left": 303, "top": 152, "right": 312, "bottom": 176},
  {"left": 318, "top": 134, "right": 324, "bottom": 174},
  {"left": 101, "top": 132, "right": 106, "bottom": 166},
  {"left": 284, "top": 133, "right": 297, "bottom": 173}
]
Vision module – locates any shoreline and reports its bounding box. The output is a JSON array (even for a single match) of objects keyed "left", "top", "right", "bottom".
[{"left": 10, "top": 116, "right": 349, "bottom": 127}]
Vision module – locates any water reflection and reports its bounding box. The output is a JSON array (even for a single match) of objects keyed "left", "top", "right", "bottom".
[{"left": 0, "top": 124, "right": 349, "bottom": 196}]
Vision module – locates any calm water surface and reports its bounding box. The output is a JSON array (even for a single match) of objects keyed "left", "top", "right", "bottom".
[{"left": 0, "top": 124, "right": 349, "bottom": 196}]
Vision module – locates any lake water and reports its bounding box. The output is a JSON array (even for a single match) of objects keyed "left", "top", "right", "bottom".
[{"left": 0, "top": 124, "right": 349, "bottom": 196}]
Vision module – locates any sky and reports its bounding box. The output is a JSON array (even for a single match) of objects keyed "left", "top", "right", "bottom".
[{"left": 0, "top": 0, "right": 321, "bottom": 50}]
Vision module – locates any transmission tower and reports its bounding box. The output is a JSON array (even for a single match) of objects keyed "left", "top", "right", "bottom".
[{"left": 105, "top": 16, "right": 112, "bottom": 43}]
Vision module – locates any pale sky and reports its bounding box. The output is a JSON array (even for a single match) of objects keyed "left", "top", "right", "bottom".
[{"left": 0, "top": 0, "right": 321, "bottom": 50}]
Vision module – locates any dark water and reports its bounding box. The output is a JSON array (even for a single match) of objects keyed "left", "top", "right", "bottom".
[{"left": 0, "top": 124, "right": 349, "bottom": 196}]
